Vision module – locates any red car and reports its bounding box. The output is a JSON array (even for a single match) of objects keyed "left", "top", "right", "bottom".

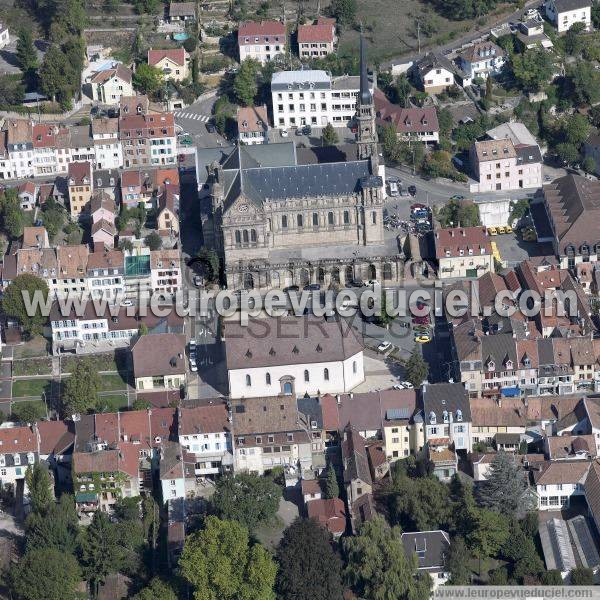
[{"left": 412, "top": 315, "right": 430, "bottom": 325}]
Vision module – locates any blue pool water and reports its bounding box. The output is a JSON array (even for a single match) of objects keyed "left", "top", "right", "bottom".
[{"left": 173, "top": 32, "right": 189, "bottom": 41}]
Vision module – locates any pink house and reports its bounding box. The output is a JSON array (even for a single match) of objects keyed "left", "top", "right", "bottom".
[
  {"left": 90, "top": 192, "right": 116, "bottom": 225},
  {"left": 92, "top": 219, "right": 117, "bottom": 249}
]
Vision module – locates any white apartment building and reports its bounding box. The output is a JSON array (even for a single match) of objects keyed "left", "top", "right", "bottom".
[
  {"left": 458, "top": 41, "right": 506, "bottom": 82},
  {"left": 238, "top": 20, "right": 287, "bottom": 64},
  {"left": 150, "top": 249, "right": 181, "bottom": 298},
  {"left": 544, "top": 0, "right": 592, "bottom": 32},
  {"left": 271, "top": 70, "right": 373, "bottom": 129},
  {"left": 0, "top": 120, "right": 34, "bottom": 180},
  {"left": 0, "top": 424, "right": 38, "bottom": 495}
]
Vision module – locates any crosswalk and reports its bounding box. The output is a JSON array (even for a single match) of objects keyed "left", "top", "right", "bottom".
[{"left": 174, "top": 111, "right": 210, "bottom": 122}]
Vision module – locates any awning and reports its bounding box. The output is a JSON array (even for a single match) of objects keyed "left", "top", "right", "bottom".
[{"left": 501, "top": 386, "right": 520, "bottom": 397}]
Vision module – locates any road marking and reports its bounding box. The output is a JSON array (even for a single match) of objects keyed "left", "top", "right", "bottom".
[{"left": 175, "top": 112, "right": 211, "bottom": 122}]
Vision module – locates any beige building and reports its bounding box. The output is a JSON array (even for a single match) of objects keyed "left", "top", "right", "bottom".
[
  {"left": 415, "top": 53, "right": 456, "bottom": 94},
  {"left": 147, "top": 48, "right": 189, "bottom": 82},
  {"left": 67, "top": 161, "right": 93, "bottom": 219},
  {"left": 132, "top": 333, "right": 186, "bottom": 391},
  {"left": 238, "top": 20, "right": 286, "bottom": 64},
  {"left": 297, "top": 17, "right": 336, "bottom": 59},
  {"left": 435, "top": 226, "right": 494, "bottom": 279},
  {"left": 88, "top": 64, "right": 133, "bottom": 105},
  {"left": 157, "top": 183, "right": 180, "bottom": 235},
  {"left": 237, "top": 105, "right": 269, "bottom": 145}
]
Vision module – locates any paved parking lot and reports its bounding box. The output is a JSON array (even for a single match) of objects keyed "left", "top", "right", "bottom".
[{"left": 493, "top": 231, "right": 554, "bottom": 267}]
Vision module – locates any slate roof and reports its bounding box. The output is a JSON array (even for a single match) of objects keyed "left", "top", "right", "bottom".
[
  {"left": 422, "top": 382, "right": 471, "bottom": 422},
  {"left": 131, "top": 333, "right": 186, "bottom": 378},
  {"left": 585, "top": 460, "right": 600, "bottom": 527},
  {"left": 481, "top": 333, "right": 518, "bottom": 373},
  {"left": 533, "top": 460, "right": 590, "bottom": 485},
  {"left": 416, "top": 52, "right": 456, "bottom": 76},
  {"left": 342, "top": 426, "right": 372, "bottom": 485},
  {"left": 402, "top": 531, "right": 451, "bottom": 571},
  {"left": 553, "top": 0, "right": 592, "bottom": 11}
]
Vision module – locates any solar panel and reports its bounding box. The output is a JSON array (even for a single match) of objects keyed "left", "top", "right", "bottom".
[{"left": 386, "top": 407, "right": 410, "bottom": 420}]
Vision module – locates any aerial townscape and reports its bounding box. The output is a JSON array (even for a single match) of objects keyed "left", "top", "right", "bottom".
[{"left": 3, "top": 0, "right": 600, "bottom": 598}]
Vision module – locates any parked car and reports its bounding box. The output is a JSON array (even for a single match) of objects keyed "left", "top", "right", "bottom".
[
  {"left": 497, "top": 225, "right": 506, "bottom": 234},
  {"left": 206, "top": 122, "right": 217, "bottom": 134},
  {"left": 283, "top": 285, "right": 299, "bottom": 292},
  {"left": 193, "top": 275, "right": 203, "bottom": 287},
  {"left": 408, "top": 185, "right": 417, "bottom": 196},
  {"left": 304, "top": 283, "right": 320, "bottom": 291},
  {"left": 348, "top": 279, "right": 365, "bottom": 288},
  {"left": 189, "top": 340, "right": 196, "bottom": 353},
  {"left": 280, "top": 128, "right": 289, "bottom": 137},
  {"left": 388, "top": 180, "right": 399, "bottom": 197},
  {"left": 412, "top": 315, "right": 430, "bottom": 325},
  {"left": 120, "top": 299, "right": 133, "bottom": 307},
  {"left": 301, "top": 125, "right": 312, "bottom": 135},
  {"left": 377, "top": 341, "right": 393, "bottom": 353},
  {"left": 400, "top": 381, "right": 414, "bottom": 389},
  {"left": 449, "top": 194, "right": 464, "bottom": 201},
  {"left": 414, "top": 334, "right": 431, "bottom": 344},
  {"left": 189, "top": 358, "right": 198, "bottom": 372},
  {"left": 488, "top": 226, "right": 498, "bottom": 235}
]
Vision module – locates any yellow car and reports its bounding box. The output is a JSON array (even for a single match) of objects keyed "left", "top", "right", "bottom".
[
  {"left": 497, "top": 225, "right": 506, "bottom": 234},
  {"left": 488, "top": 227, "right": 498, "bottom": 235},
  {"left": 505, "top": 225, "right": 513, "bottom": 234},
  {"left": 414, "top": 335, "right": 431, "bottom": 344}
]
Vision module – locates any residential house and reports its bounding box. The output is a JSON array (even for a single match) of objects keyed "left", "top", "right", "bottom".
[
  {"left": 542, "top": 174, "right": 600, "bottom": 269},
  {"left": 271, "top": 70, "right": 372, "bottom": 129},
  {"left": 132, "top": 333, "right": 186, "bottom": 391},
  {"left": 544, "top": 0, "right": 592, "bottom": 32},
  {"left": 91, "top": 192, "right": 117, "bottom": 249},
  {"left": 470, "top": 397, "right": 529, "bottom": 447},
  {"left": 17, "top": 181, "right": 37, "bottom": 211},
  {"left": 0, "top": 120, "right": 34, "bottom": 180},
  {"left": 238, "top": 21, "right": 286, "bottom": 64},
  {"left": 306, "top": 498, "right": 346, "bottom": 538},
  {"left": 553, "top": 396, "right": 600, "bottom": 454},
  {"left": 168, "top": 1, "right": 196, "bottom": 22},
  {"left": 22, "top": 226, "right": 49, "bottom": 249},
  {"left": 534, "top": 460, "right": 590, "bottom": 510},
  {"left": 224, "top": 315, "right": 365, "bottom": 398},
  {"left": 472, "top": 452, "right": 546, "bottom": 481},
  {"left": 545, "top": 434, "right": 597, "bottom": 460},
  {"left": 68, "top": 124, "right": 95, "bottom": 165},
  {"left": 157, "top": 183, "right": 180, "bottom": 235},
  {"left": 37, "top": 420, "right": 75, "bottom": 488},
  {"left": 479, "top": 334, "right": 520, "bottom": 398},
  {"left": 297, "top": 17, "right": 337, "bottom": 59},
  {"left": 516, "top": 18, "right": 554, "bottom": 49},
  {"left": 32, "top": 123, "right": 71, "bottom": 176},
  {"left": 86, "top": 247, "right": 124, "bottom": 300},
  {"left": 469, "top": 138, "right": 543, "bottom": 193},
  {"left": 119, "top": 113, "right": 177, "bottom": 169},
  {"left": 458, "top": 41, "right": 506, "bottom": 82},
  {"left": 435, "top": 226, "right": 494, "bottom": 279},
  {"left": 237, "top": 105, "right": 269, "bottom": 145},
  {"left": 88, "top": 64, "right": 133, "bottom": 104},
  {"left": 178, "top": 403, "right": 233, "bottom": 478},
  {"left": 401, "top": 531, "right": 451, "bottom": 589},
  {"left": 93, "top": 169, "right": 119, "bottom": 200},
  {"left": 150, "top": 249, "right": 181, "bottom": 297},
  {"left": 92, "top": 119, "right": 123, "bottom": 170},
  {"left": 301, "top": 478, "right": 323, "bottom": 504},
  {"left": 0, "top": 423, "right": 39, "bottom": 495},
  {"left": 52, "top": 245, "right": 89, "bottom": 299},
  {"left": 159, "top": 441, "right": 194, "bottom": 502},
  {"left": 230, "top": 394, "right": 323, "bottom": 477},
  {"left": 147, "top": 49, "right": 189, "bottom": 82},
  {"left": 374, "top": 89, "right": 439, "bottom": 144},
  {"left": 68, "top": 161, "right": 93, "bottom": 218},
  {"left": 414, "top": 53, "right": 456, "bottom": 94}
]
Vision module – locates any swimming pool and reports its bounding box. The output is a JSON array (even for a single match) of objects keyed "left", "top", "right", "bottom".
[{"left": 173, "top": 32, "right": 189, "bottom": 41}]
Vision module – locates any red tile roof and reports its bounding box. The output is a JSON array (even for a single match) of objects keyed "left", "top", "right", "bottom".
[
  {"left": 298, "top": 18, "right": 336, "bottom": 43},
  {"left": 37, "top": 420, "right": 74, "bottom": 455},
  {"left": 238, "top": 20, "right": 286, "bottom": 42},
  {"left": 119, "top": 410, "right": 151, "bottom": 448},
  {"left": 435, "top": 226, "right": 492, "bottom": 259},
  {"left": 94, "top": 412, "right": 120, "bottom": 446},
  {"left": 68, "top": 161, "right": 92, "bottom": 186},
  {"left": 0, "top": 425, "right": 38, "bottom": 453},
  {"left": 178, "top": 404, "right": 230, "bottom": 436},
  {"left": 307, "top": 498, "right": 346, "bottom": 534},
  {"left": 148, "top": 48, "right": 187, "bottom": 67},
  {"left": 374, "top": 89, "right": 439, "bottom": 134}
]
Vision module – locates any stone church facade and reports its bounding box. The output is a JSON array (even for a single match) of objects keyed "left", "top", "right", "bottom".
[{"left": 200, "top": 36, "right": 404, "bottom": 290}]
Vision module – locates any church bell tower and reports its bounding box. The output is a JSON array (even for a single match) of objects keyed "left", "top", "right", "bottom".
[{"left": 355, "top": 32, "right": 378, "bottom": 171}]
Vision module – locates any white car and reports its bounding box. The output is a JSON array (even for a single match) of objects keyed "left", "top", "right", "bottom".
[
  {"left": 377, "top": 341, "right": 392, "bottom": 353},
  {"left": 400, "top": 381, "right": 414, "bottom": 389},
  {"left": 189, "top": 358, "right": 197, "bottom": 372},
  {"left": 189, "top": 340, "right": 196, "bottom": 353},
  {"left": 280, "top": 128, "right": 288, "bottom": 137},
  {"left": 193, "top": 275, "right": 203, "bottom": 287},
  {"left": 120, "top": 299, "right": 133, "bottom": 307}
]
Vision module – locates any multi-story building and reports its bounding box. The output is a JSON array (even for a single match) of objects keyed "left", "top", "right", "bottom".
[
  {"left": 237, "top": 105, "right": 269, "bottom": 144},
  {"left": 150, "top": 249, "right": 181, "bottom": 298},
  {"left": 534, "top": 460, "right": 590, "bottom": 510},
  {"left": 147, "top": 48, "right": 189, "bottom": 82},
  {"left": 402, "top": 531, "right": 451, "bottom": 589},
  {"left": 271, "top": 70, "right": 373, "bottom": 129},
  {"left": 120, "top": 112, "right": 177, "bottom": 169},
  {"left": 435, "top": 226, "right": 494, "bottom": 279},
  {"left": 224, "top": 315, "right": 365, "bottom": 398},
  {"left": 0, "top": 120, "right": 34, "bottom": 179},
  {"left": 86, "top": 247, "right": 124, "bottom": 300},
  {"left": 92, "top": 118, "right": 123, "bottom": 170},
  {"left": 67, "top": 161, "right": 94, "bottom": 219},
  {"left": 470, "top": 397, "right": 528, "bottom": 446},
  {"left": 88, "top": 64, "right": 133, "bottom": 104},
  {"left": 178, "top": 404, "right": 233, "bottom": 478},
  {"left": 32, "top": 123, "right": 71, "bottom": 176},
  {"left": 374, "top": 89, "right": 439, "bottom": 144},
  {"left": 157, "top": 184, "right": 180, "bottom": 235},
  {"left": 238, "top": 20, "right": 286, "bottom": 64},
  {"left": 458, "top": 41, "right": 506, "bottom": 82},
  {"left": 51, "top": 244, "right": 89, "bottom": 299},
  {"left": 131, "top": 333, "right": 186, "bottom": 391},
  {"left": 297, "top": 17, "right": 337, "bottom": 59},
  {"left": 469, "top": 138, "right": 542, "bottom": 193},
  {"left": 544, "top": 0, "right": 591, "bottom": 32},
  {"left": 414, "top": 53, "right": 456, "bottom": 94},
  {"left": 0, "top": 424, "right": 39, "bottom": 495}
]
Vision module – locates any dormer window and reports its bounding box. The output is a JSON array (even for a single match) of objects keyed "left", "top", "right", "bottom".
[
  {"left": 523, "top": 357, "right": 531, "bottom": 367},
  {"left": 13, "top": 454, "right": 20, "bottom": 466},
  {"left": 429, "top": 411, "right": 436, "bottom": 425},
  {"left": 487, "top": 360, "right": 495, "bottom": 371},
  {"left": 443, "top": 410, "right": 449, "bottom": 423},
  {"left": 456, "top": 409, "right": 463, "bottom": 422}
]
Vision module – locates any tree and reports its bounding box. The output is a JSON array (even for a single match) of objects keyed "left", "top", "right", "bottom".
[
  {"left": 114, "top": 496, "right": 141, "bottom": 521},
  {"left": 564, "top": 113, "right": 590, "bottom": 146},
  {"left": 80, "top": 511, "right": 125, "bottom": 596},
  {"left": 540, "top": 570, "right": 563, "bottom": 585},
  {"left": 405, "top": 348, "right": 429, "bottom": 388},
  {"left": 343, "top": 515, "right": 430, "bottom": 600},
  {"left": 234, "top": 59, "right": 261, "bottom": 106},
  {"left": 133, "top": 63, "right": 164, "bottom": 97},
  {"left": 12, "top": 400, "right": 47, "bottom": 423},
  {"left": 276, "top": 518, "right": 343, "bottom": 600},
  {"left": 119, "top": 238, "right": 134, "bottom": 252},
  {"left": 478, "top": 451, "right": 535, "bottom": 517},
  {"left": 555, "top": 142, "right": 580, "bottom": 165},
  {"left": 62, "top": 357, "right": 100, "bottom": 415},
  {"left": 437, "top": 107, "right": 453, "bottom": 137},
  {"left": 196, "top": 247, "right": 220, "bottom": 283},
  {"left": 570, "top": 567, "right": 594, "bottom": 585},
  {"left": 583, "top": 156, "right": 596, "bottom": 174},
  {"left": 183, "top": 36, "right": 198, "bottom": 53},
  {"left": 446, "top": 536, "right": 471, "bottom": 584},
  {"left": 2, "top": 273, "right": 49, "bottom": 335},
  {"left": 41, "top": 197, "right": 66, "bottom": 242},
  {"left": 1, "top": 187, "right": 25, "bottom": 238},
  {"left": 132, "top": 578, "right": 178, "bottom": 600},
  {"left": 467, "top": 509, "right": 509, "bottom": 575},
  {"left": 25, "top": 463, "right": 52, "bottom": 515},
  {"left": 322, "top": 123, "right": 339, "bottom": 146},
  {"left": 38, "top": 46, "right": 77, "bottom": 105},
  {"left": 102, "top": 0, "right": 119, "bottom": 12},
  {"left": 138, "top": 323, "right": 149, "bottom": 335},
  {"left": 144, "top": 231, "right": 162, "bottom": 251},
  {"left": 16, "top": 28, "right": 38, "bottom": 82},
  {"left": 330, "top": 0, "right": 357, "bottom": 26},
  {"left": 511, "top": 49, "right": 554, "bottom": 92},
  {"left": 212, "top": 473, "right": 281, "bottom": 532},
  {"left": 565, "top": 22, "right": 586, "bottom": 55},
  {"left": 0, "top": 73, "right": 26, "bottom": 105},
  {"left": 324, "top": 464, "right": 339, "bottom": 499},
  {"left": 395, "top": 74, "right": 412, "bottom": 107},
  {"left": 179, "top": 516, "right": 277, "bottom": 600},
  {"left": 8, "top": 547, "right": 81, "bottom": 600},
  {"left": 484, "top": 75, "right": 493, "bottom": 109},
  {"left": 25, "top": 493, "right": 80, "bottom": 554}
]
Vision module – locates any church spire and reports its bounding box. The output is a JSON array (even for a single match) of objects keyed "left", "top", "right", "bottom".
[{"left": 355, "top": 30, "right": 378, "bottom": 169}]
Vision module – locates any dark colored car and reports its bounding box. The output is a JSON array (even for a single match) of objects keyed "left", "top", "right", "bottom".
[
  {"left": 304, "top": 283, "right": 320, "bottom": 291},
  {"left": 206, "top": 122, "right": 217, "bottom": 134},
  {"left": 283, "top": 285, "right": 299, "bottom": 292},
  {"left": 408, "top": 185, "right": 417, "bottom": 196},
  {"left": 301, "top": 125, "right": 312, "bottom": 135},
  {"left": 348, "top": 279, "right": 365, "bottom": 288}
]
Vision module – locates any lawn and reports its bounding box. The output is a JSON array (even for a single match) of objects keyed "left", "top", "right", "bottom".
[
  {"left": 96, "top": 394, "right": 129, "bottom": 413},
  {"left": 98, "top": 373, "right": 129, "bottom": 392},
  {"left": 12, "top": 379, "right": 52, "bottom": 399},
  {"left": 12, "top": 359, "right": 53, "bottom": 377},
  {"left": 13, "top": 336, "right": 49, "bottom": 359}
]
